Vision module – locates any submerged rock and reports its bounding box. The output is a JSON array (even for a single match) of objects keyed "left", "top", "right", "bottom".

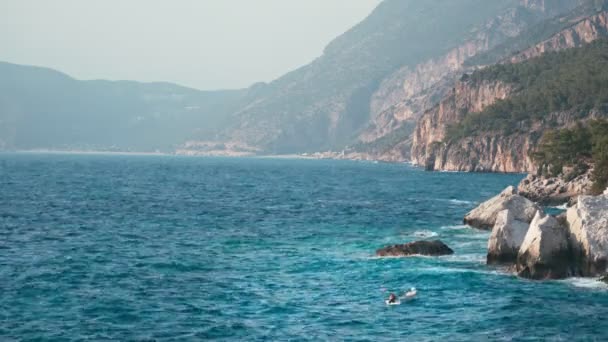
[
  {"left": 376, "top": 240, "right": 454, "bottom": 257},
  {"left": 464, "top": 186, "right": 540, "bottom": 230},
  {"left": 487, "top": 209, "right": 529, "bottom": 265},
  {"left": 567, "top": 194, "right": 608, "bottom": 276},
  {"left": 517, "top": 211, "right": 573, "bottom": 280}
]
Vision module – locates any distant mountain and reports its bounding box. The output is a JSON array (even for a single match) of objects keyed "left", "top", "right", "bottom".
[
  {"left": 219, "top": 0, "right": 524, "bottom": 153},
  {"left": 0, "top": 62, "right": 245, "bottom": 151}
]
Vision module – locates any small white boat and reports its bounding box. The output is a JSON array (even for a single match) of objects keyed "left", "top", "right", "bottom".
[
  {"left": 385, "top": 300, "right": 401, "bottom": 306},
  {"left": 403, "top": 287, "right": 417, "bottom": 300}
]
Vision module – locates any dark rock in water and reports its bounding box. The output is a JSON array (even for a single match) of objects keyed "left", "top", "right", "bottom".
[
  {"left": 376, "top": 240, "right": 454, "bottom": 257},
  {"left": 599, "top": 275, "right": 608, "bottom": 284}
]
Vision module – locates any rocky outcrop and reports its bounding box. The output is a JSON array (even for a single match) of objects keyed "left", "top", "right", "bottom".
[
  {"left": 518, "top": 171, "right": 593, "bottom": 205},
  {"left": 567, "top": 194, "right": 608, "bottom": 276},
  {"left": 479, "top": 188, "right": 608, "bottom": 280},
  {"left": 376, "top": 240, "right": 454, "bottom": 257},
  {"left": 464, "top": 186, "right": 540, "bottom": 230},
  {"left": 516, "top": 211, "right": 573, "bottom": 279},
  {"left": 487, "top": 209, "right": 530, "bottom": 264}
]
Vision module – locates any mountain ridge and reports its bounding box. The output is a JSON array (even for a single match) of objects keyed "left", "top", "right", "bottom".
[
  {"left": 1, "top": 0, "right": 603, "bottom": 159},
  {"left": 0, "top": 61, "right": 247, "bottom": 152}
]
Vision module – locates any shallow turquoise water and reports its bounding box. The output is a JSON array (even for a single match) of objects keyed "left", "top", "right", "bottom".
[{"left": 1, "top": 154, "right": 607, "bottom": 341}]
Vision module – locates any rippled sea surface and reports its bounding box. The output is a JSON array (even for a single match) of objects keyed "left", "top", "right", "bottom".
[{"left": 2, "top": 153, "right": 608, "bottom": 341}]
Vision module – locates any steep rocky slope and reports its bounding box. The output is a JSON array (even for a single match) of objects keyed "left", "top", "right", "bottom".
[
  {"left": 360, "top": 1, "right": 576, "bottom": 143},
  {"left": 509, "top": 10, "right": 608, "bottom": 63},
  {"left": 410, "top": 8, "right": 608, "bottom": 173},
  {"left": 218, "top": 0, "right": 530, "bottom": 154}
]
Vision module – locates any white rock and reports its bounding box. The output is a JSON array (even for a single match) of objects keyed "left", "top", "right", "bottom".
[
  {"left": 487, "top": 209, "right": 529, "bottom": 264},
  {"left": 517, "top": 211, "right": 572, "bottom": 279},
  {"left": 604, "top": 188, "right": 608, "bottom": 195},
  {"left": 464, "top": 186, "right": 540, "bottom": 230},
  {"left": 567, "top": 194, "right": 608, "bottom": 276}
]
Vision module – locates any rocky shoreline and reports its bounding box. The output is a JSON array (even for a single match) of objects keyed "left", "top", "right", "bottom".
[
  {"left": 468, "top": 184, "right": 608, "bottom": 281},
  {"left": 372, "top": 165, "right": 608, "bottom": 284}
]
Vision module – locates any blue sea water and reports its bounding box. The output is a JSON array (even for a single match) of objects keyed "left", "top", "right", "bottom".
[{"left": 1, "top": 153, "right": 608, "bottom": 341}]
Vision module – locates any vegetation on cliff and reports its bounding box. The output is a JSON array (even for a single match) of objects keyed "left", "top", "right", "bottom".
[
  {"left": 447, "top": 39, "right": 608, "bottom": 140},
  {"left": 532, "top": 120, "right": 608, "bottom": 194}
]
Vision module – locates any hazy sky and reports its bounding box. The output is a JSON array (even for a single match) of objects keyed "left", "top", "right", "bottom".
[{"left": 0, "top": 0, "right": 380, "bottom": 90}]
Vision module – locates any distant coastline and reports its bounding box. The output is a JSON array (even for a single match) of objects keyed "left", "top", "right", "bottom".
[
  {"left": 3, "top": 149, "right": 419, "bottom": 166},
  {"left": 10, "top": 149, "right": 170, "bottom": 157}
]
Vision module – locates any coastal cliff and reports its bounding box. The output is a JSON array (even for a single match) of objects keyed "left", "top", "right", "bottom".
[
  {"left": 410, "top": 80, "right": 517, "bottom": 171},
  {"left": 357, "top": 2, "right": 575, "bottom": 160},
  {"left": 409, "top": 10, "right": 608, "bottom": 173}
]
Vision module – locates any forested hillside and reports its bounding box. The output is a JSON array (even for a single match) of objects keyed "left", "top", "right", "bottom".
[
  {"left": 532, "top": 120, "right": 608, "bottom": 193},
  {"left": 447, "top": 39, "right": 608, "bottom": 139},
  {"left": 410, "top": 0, "right": 608, "bottom": 173}
]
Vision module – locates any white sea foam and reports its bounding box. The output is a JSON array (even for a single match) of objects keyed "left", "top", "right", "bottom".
[
  {"left": 440, "top": 224, "right": 471, "bottom": 230},
  {"left": 450, "top": 240, "right": 487, "bottom": 249},
  {"left": 549, "top": 203, "right": 569, "bottom": 210},
  {"left": 418, "top": 266, "right": 504, "bottom": 276},
  {"left": 560, "top": 277, "right": 608, "bottom": 290},
  {"left": 441, "top": 253, "right": 486, "bottom": 264},
  {"left": 448, "top": 199, "right": 475, "bottom": 205},
  {"left": 458, "top": 232, "right": 491, "bottom": 240},
  {"left": 410, "top": 230, "right": 439, "bottom": 238}
]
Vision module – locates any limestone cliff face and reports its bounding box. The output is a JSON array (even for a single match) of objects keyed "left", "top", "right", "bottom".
[
  {"left": 361, "top": 41, "right": 485, "bottom": 144},
  {"left": 410, "top": 80, "right": 515, "bottom": 170},
  {"left": 510, "top": 11, "right": 608, "bottom": 63},
  {"left": 410, "top": 9, "right": 608, "bottom": 173},
  {"left": 360, "top": 7, "right": 528, "bottom": 145},
  {"left": 412, "top": 108, "right": 599, "bottom": 173},
  {"left": 427, "top": 134, "right": 538, "bottom": 173},
  {"left": 359, "top": 0, "right": 580, "bottom": 149}
]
